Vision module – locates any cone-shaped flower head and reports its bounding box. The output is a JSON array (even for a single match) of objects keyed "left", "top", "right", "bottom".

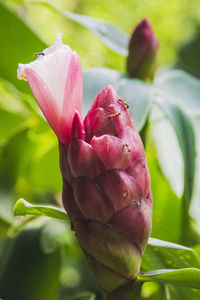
[
  {"left": 17, "top": 33, "right": 82, "bottom": 145},
  {"left": 18, "top": 38, "right": 152, "bottom": 296},
  {"left": 127, "top": 18, "right": 159, "bottom": 81},
  {"left": 60, "top": 85, "right": 152, "bottom": 294}
]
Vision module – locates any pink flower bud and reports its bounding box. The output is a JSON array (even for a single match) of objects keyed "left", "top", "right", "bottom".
[
  {"left": 17, "top": 34, "right": 82, "bottom": 145},
  {"left": 61, "top": 85, "right": 152, "bottom": 294},
  {"left": 127, "top": 18, "right": 159, "bottom": 80}
]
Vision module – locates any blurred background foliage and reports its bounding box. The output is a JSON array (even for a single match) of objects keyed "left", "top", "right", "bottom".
[{"left": 0, "top": 0, "right": 200, "bottom": 299}]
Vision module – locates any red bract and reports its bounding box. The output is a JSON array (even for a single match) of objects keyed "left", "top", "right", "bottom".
[
  {"left": 18, "top": 37, "right": 152, "bottom": 295},
  {"left": 60, "top": 85, "right": 152, "bottom": 293}
]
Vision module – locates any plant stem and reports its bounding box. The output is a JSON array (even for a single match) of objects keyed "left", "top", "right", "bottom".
[{"left": 104, "top": 281, "right": 143, "bottom": 300}]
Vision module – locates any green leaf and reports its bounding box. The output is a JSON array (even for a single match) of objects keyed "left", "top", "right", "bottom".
[
  {"left": 143, "top": 239, "right": 200, "bottom": 299},
  {"left": 143, "top": 238, "right": 200, "bottom": 271},
  {"left": 153, "top": 100, "right": 196, "bottom": 243},
  {"left": 138, "top": 268, "right": 200, "bottom": 290},
  {"left": 190, "top": 119, "right": 200, "bottom": 223},
  {"left": 0, "top": 129, "right": 35, "bottom": 224},
  {"left": 0, "top": 2, "right": 46, "bottom": 92},
  {"left": 30, "top": 1, "right": 129, "bottom": 55},
  {"left": 83, "top": 68, "right": 152, "bottom": 131},
  {"left": 147, "top": 148, "right": 182, "bottom": 243},
  {"left": 166, "top": 284, "right": 200, "bottom": 300},
  {"left": 151, "top": 107, "right": 184, "bottom": 197},
  {"left": 14, "top": 198, "right": 68, "bottom": 221},
  {"left": 155, "top": 70, "right": 200, "bottom": 116}
]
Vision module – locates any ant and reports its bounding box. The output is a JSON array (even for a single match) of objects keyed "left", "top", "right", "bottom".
[
  {"left": 107, "top": 112, "right": 121, "bottom": 119},
  {"left": 118, "top": 98, "right": 129, "bottom": 109},
  {"left": 32, "top": 52, "right": 45, "bottom": 58}
]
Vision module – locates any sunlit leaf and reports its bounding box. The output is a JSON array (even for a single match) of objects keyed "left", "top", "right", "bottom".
[
  {"left": 30, "top": 1, "right": 129, "bottom": 55},
  {"left": 143, "top": 238, "right": 200, "bottom": 299},
  {"left": 143, "top": 238, "right": 200, "bottom": 271},
  {"left": 138, "top": 268, "right": 200, "bottom": 290},
  {"left": 14, "top": 198, "right": 68, "bottom": 221}
]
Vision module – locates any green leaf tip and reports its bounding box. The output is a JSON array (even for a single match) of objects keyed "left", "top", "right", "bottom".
[
  {"left": 14, "top": 198, "right": 68, "bottom": 221},
  {"left": 138, "top": 268, "right": 200, "bottom": 289}
]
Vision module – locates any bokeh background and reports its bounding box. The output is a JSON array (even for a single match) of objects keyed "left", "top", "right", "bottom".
[{"left": 0, "top": 0, "right": 200, "bottom": 299}]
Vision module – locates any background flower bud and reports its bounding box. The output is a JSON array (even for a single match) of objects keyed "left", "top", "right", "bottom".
[{"left": 126, "top": 18, "right": 159, "bottom": 81}]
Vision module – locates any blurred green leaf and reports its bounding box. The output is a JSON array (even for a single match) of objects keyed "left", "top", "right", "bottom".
[
  {"left": 143, "top": 238, "right": 200, "bottom": 271},
  {"left": 40, "top": 219, "right": 71, "bottom": 254},
  {"left": 0, "top": 1, "right": 46, "bottom": 92},
  {"left": 151, "top": 106, "right": 184, "bottom": 197},
  {"left": 0, "top": 76, "right": 40, "bottom": 115},
  {"left": 138, "top": 268, "right": 200, "bottom": 289},
  {"left": 0, "top": 108, "right": 26, "bottom": 145},
  {"left": 14, "top": 198, "right": 68, "bottom": 220},
  {"left": 155, "top": 70, "right": 200, "bottom": 116},
  {"left": 146, "top": 141, "right": 182, "bottom": 243},
  {"left": 83, "top": 68, "right": 152, "bottom": 131},
  {"left": 0, "top": 227, "right": 61, "bottom": 300},
  {"left": 156, "top": 101, "right": 196, "bottom": 243},
  {"left": 0, "top": 129, "right": 35, "bottom": 223},
  {"left": 29, "top": 141, "right": 62, "bottom": 192},
  {"left": 30, "top": 1, "right": 129, "bottom": 55}
]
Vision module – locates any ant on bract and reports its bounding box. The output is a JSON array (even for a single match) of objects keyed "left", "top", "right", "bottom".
[{"left": 32, "top": 52, "right": 45, "bottom": 58}]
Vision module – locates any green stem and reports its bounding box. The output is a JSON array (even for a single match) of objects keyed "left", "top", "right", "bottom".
[
  {"left": 104, "top": 281, "right": 143, "bottom": 300},
  {"left": 180, "top": 187, "right": 200, "bottom": 246},
  {"left": 180, "top": 190, "right": 190, "bottom": 245}
]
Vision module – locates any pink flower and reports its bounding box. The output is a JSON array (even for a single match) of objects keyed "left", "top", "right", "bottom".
[{"left": 17, "top": 33, "right": 82, "bottom": 145}]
